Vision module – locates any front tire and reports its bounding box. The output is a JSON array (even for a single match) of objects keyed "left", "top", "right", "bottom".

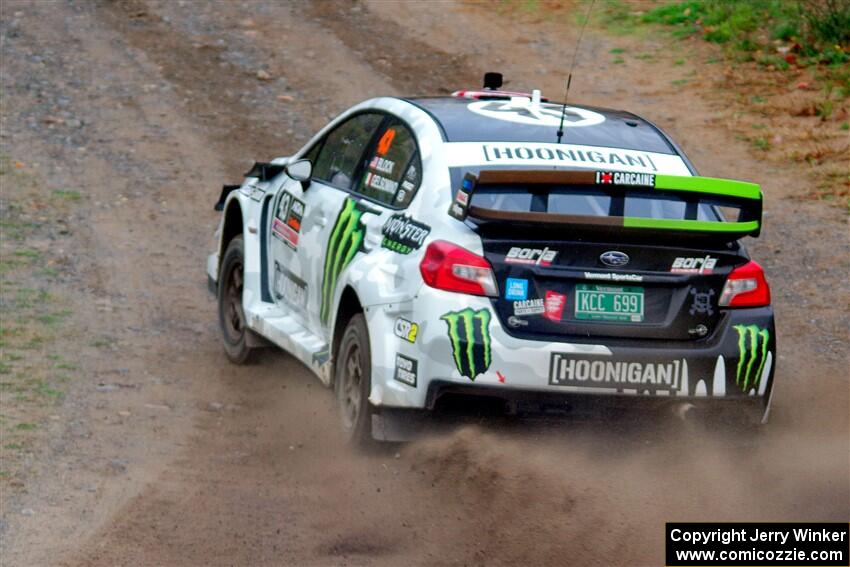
[
  {"left": 218, "top": 236, "right": 254, "bottom": 364},
  {"left": 335, "top": 314, "right": 373, "bottom": 445}
]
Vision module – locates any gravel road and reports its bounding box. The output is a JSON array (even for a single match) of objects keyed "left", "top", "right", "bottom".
[{"left": 0, "top": 1, "right": 847, "bottom": 565}]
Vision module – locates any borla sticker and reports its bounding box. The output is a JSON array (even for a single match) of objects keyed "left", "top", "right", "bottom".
[{"left": 381, "top": 214, "right": 431, "bottom": 254}]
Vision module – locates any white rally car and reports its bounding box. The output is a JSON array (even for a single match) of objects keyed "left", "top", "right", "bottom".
[{"left": 208, "top": 80, "right": 775, "bottom": 442}]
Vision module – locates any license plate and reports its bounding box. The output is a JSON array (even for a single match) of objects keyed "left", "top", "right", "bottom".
[{"left": 574, "top": 284, "right": 644, "bottom": 322}]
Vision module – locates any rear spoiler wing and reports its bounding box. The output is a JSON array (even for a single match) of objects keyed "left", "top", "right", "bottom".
[{"left": 448, "top": 169, "right": 763, "bottom": 240}]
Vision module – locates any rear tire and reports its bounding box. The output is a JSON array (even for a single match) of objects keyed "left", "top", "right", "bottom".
[
  {"left": 335, "top": 314, "right": 373, "bottom": 445},
  {"left": 218, "top": 236, "right": 255, "bottom": 364}
]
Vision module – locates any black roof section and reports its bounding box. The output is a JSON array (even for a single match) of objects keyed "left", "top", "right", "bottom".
[{"left": 404, "top": 96, "right": 677, "bottom": 155}]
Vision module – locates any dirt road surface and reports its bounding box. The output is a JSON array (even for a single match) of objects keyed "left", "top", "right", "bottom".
[{"left": 1, "top": 1, "right": 847, "bottom": 566}]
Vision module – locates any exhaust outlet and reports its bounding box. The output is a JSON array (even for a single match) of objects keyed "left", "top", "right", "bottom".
[{"left": 673, "top": 402, "right": 698, "bottom": 422}]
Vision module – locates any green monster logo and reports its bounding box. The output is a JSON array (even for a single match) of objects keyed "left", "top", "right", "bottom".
[
  {"left": 321, "top": 199, "right": 367, "bottom": 325},
  {"left": 733, "top": 324, "right": 770, "bottom": 392},
  {"left": 441, "top": 308, "right": 492, "bottom": 381}
]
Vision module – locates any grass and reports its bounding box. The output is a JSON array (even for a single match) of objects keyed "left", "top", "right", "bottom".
[
  {"left": 0, "top": 154, "right": 83, "bottom": 491},
  {"left": 590, "top": 1, "right": 849, "bottom": 205}
]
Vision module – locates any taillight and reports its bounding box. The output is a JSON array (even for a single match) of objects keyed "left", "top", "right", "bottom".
[
  {"left": 719, "top": 260, "right": 771, "bottom": 307},
  {"left": 419, "top": 240, "right": 498, "bottom": 297}
]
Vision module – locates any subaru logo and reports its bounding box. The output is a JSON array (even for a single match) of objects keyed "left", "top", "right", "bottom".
[{"left": 600, "top": 251, "right": 629, "bottom": 267}]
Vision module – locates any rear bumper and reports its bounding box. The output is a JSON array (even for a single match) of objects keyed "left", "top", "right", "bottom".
[{"left": 365, "top": 288, "right": 776, "bottom": 413}]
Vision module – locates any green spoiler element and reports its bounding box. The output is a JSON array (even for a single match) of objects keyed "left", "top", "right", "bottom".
[
  {"left": 623, "top": 218, "right": 761, "bottom": 232},
  {"left": 464, "top": 169, "right": 764, "bottom": 239},
  {"left": 653, "top": 175, "right": 762, "bottom": 201}
]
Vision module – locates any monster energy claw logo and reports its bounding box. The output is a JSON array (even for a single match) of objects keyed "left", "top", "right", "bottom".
[
  {"left": 321, "top": 199, "right": 367, "bottom": 325},
  {"left": 441, "top": 308, "right": 492, "bottom": 381},
  {"left": 733, "top": 324, "right": 770, "bottom": 392}
]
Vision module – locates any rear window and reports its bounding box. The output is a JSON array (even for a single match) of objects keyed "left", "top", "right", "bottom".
[{"left": 471, "top": 184, "right": 723, "bottom": 222}]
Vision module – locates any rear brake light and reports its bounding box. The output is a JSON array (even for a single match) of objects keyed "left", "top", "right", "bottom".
[
  {"left": 719, "top": 260, "right": 771, "bottom": 307},
  {"left": 419, "top": 241, "right": 498, "bottom": 297}
]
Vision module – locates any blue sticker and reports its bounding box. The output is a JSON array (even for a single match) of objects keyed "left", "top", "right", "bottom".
[{"left": 505, "top": 278, "right": 529, "bottom": 300}]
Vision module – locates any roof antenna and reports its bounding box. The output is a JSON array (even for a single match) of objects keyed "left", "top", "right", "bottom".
[{"left": 557, "top": 0, "right": 596, "bottom": 144}]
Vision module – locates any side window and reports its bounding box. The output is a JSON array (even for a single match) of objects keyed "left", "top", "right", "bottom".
[
  {"left": 302, "top": 139, "right": 322, "bottom": 165},
  {"left": 355, "top": 121, "right": 421, "bottom": 207},
  {"left": 312, "top": 113, "right": 384, "bottom": 189}
]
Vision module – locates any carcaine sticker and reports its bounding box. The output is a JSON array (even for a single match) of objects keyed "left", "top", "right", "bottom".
[
  {"left": 394, "top": 317, "right": 419, "bottom": 343},
  {"left": 467, "top": 100, "right": 605, "bottom": 128},
  {"left": 381, "top": 214, "right": 431, "bottom": 254},
  {"left": 595, "top": 171, "right": 656, "bottom": 186},
  {"left": 733, "top": 325, "right": 770, "bottom": 393},
  {"left": 272, "top": 190, "right": 305, "bottom": 250},
  {"left": 273, "top": 262, "right": 308, "bottom": 311},
  {"left": 441, "top": 308, "right": 492, "bottom": 381},
  {"left": 394, "top": 353, "right": 418, "bottom": 387},
  {"left": 321, "top": 198, "right": 369, "bottom": 325},
  {"left": 513, "top": 298, "right": 544, "bottom": 316}
]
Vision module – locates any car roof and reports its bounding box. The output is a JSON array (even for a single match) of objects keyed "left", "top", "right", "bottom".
[{"left": 403, "top": 96, "right": 677, "bottom": 155}]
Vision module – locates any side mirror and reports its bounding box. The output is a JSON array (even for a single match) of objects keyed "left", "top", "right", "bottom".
[{"left": 285, "top": 159, "right": 312, "bottom": 184}]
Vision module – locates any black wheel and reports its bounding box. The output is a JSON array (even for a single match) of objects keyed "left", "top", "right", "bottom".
[
  {"left": 218, "top": 236, "right": 254, "bottom": 364},
  {"left": 335, "top": 314, "right": 373, "bottom": 445}
]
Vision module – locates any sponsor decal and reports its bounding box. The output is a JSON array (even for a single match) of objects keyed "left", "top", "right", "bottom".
[
  {"left": 394, "top": 318, "right": 419, "bottom": 343},
  {"left": 443, "top": 142, "right": 693, "bottom": 176},
  {"left": 320, "top": 198, "right": 369, "bottom": 325},
  {"left": 364, "top": 171, "right": 398, "bottom": 194},
  {"left": 393, "top": 353, "right": 418, "bottom": 387},
  {"left": 671, "top": 256, "right": 718, "bottom": 274},
  {"left": 381, "top": 214, "right": 431, "bottom": 254},
  {"left": 272, "top": 191, "right": 305, "bottom": 250},
  {"left": 481, "top": 145, "right": 659, "bottom": 171},
  {"left": 506, "top": 315, "right": 528, "bottom": 328},
  {"left": 273, "top": 262, "right": 308, "bottom": 311},
  {"left": 583, "top": 271, "right": 643, "bottom": 282},
  {"left": 376, "top": 128, "right": 396, "bottom": 156},
  {"left": 448, "top": 175, "right": 475, "bottom": 221},
  {"left": 689, "top": 288, "right": 715, "bottom": 316},
  {"left": 505, "top": 246, "right": 558, "bottom": 266},
  {"left": 544, "top": 290, "right": 567, "bottom": 322},
  {"left": 599, "top": 250, "right": 630, "bottom": 267},
  {"left": 441, "top": 308, "right": 492, "bottom": 381},
  {"left": 733, "top": 325, "right": 770, "bottom": 392},
  {"left": 504, "top": 278, "right": 529, "bottom": 301},
  {"left": 513, "top": 298, "right": 545, "bottom": 316},
  {"left": 466, "top": 100, "right": 605, "bottom": 128},
  {"left": 369, "top": 156, "right": 395, "bottom": 175},
  {"left": 497, "top": 371, "right": 506, "bottom": 384},
  {"left": 595, "top": 171, "right": 656, "bottom": 187},
  {"left": 549, "top": 353, "right": 683, "bottom": 392}
]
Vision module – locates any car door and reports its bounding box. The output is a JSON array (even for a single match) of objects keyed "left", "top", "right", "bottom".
[
  {"left": 293, "top": 114, "right": 423, "bottom": 340},
  {"left": 271, "top": 112, "right": 385, "bottom": 338}
]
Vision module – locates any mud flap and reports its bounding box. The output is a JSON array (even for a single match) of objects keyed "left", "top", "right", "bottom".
[
  {"left": 371, "top": 409, "right": 435, "bottom": 441},
  {"left": 245, "top": 329, "right": 272, "bottom": 348}
]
